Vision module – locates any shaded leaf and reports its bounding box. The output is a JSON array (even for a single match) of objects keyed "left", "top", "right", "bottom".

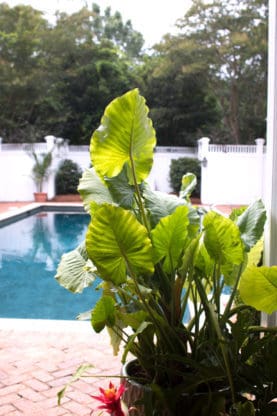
[
  {"left": 236, "top": 199, "right": 266, "bottom": 252},
  {"left": 105, "top": 164, "right": 135, "bottom": 209},
  {"left": 143, "top": 184, "right": 199, "bottom": 233},
  {"left": 91, "top": 295, "right": 116, "bottom": 332}
]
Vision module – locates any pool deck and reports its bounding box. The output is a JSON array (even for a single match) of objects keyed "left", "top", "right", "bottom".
[{"left": 0, "top": 200, "right": 238, "bottom": 415}]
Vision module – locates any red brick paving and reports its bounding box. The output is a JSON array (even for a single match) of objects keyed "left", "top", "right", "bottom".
[{"left": 0, "top": 322, "right": 122, "bottom": 415}]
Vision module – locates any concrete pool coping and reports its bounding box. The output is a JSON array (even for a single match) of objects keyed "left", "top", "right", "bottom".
[{"left": 0, "top": 202, "right": 85, "bottom": 227}]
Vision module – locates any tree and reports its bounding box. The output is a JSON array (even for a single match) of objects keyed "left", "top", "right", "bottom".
[
  {"left": 177, "top": 0, "right": 268, "bottom": 144},
  {"left": 139, "top": 35, "right": 221, "bottom": 146},
  {"left": 0, "top": 4, "right": 50, "bottom": 142},
  {"left": 0, "top": 3, "right": 144, "bottom": 144}
]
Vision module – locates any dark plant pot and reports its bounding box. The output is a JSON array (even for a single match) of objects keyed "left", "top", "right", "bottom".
[
  {"left": 121, "top": 360, "right": 231, "bottom": 416},
  {"left": 34, "top": 192, "right": 48, "bottom": 202}
]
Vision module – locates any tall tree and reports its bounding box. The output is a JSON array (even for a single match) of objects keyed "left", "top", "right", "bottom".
[
  {"left": 177, "top": 0, "right": 268, "bottom": 144},
  {"left": 0, "top": 4, "right": 50, "bottom": 142},
  {"left": 0, "top": 3, "right": 144, "bottom": 144},
  {"left": 139, "top": 34, "right": 221, "bottom": 146}
]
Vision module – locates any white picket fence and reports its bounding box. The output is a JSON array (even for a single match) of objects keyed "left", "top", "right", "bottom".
[{"left": 0, "top": 136, "right": 266, "bottom": 205}]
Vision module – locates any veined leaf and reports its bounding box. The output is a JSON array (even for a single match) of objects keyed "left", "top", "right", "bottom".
[
  {"left": 239, "top": 266, "right": 277, "bottom": 314},
  {"left": 247, "top": 238, "right": 263, "bottom": 266},
  {"left": 179, "top": 173, "right": 197, "bottom": 200},
  {"left": 143, "top": 184, "right": 199, "bottom": 232},
  {"left": 91, "top": 295, "right": 116, "bottom": 333},
  {"left": 105, "top": 165, "right": 135, "bottom": 209},
  {"left": 55, "top": 243, "right": 97, "bottom": 293},
  {"left": 78, "top": 168, "right": 113, "bottom": 212},
  {"left": 90, "top": 89, "right": 156, "bottom": 184},
  {"left": 203, "top": 211, "right": 244, "bottom": 265},
  {"left": 151, "top": 205, "right": 190, "bottom": 273},
  {"left": 194, "top": 240, "right": 214, "bottom": 277},
  {"left": 236, "top": 199, "right": 266, "bottom": 251},
  {"left": 86, "top": 204, "right": 154, "bottom": 284}
]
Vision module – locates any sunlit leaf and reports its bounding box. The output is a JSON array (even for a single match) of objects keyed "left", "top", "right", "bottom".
[
  {"left": 78, "top": 168, "right": 113, "bottom": 212},
  {"left": 90, "top": 89, "right": 156, "bottom": 184},
  {"left": 55, "top": 243, "right": 97, "bottom": 293},
  {"left": 239, "top": 266, "right": 277, "bottom": 314},
  {"left": 86, "top": 204, "right": 154, "bottom": 284},
  {"left": 151, "top": 205, "right": 189, "bottom": 273},
  {"left": 203, "top": 211, "right": 244, "bottom": 265},
  {"left": 179, "top": 173, "right": 197, "bottom": 200}
]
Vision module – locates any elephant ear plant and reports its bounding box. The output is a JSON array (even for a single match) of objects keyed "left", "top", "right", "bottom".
[{"left": 56, "top": 89, "right": 277, "bottom": 415}]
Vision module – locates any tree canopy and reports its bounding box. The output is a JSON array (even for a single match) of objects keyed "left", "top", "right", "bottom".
[
  {"left": 0, "top": 0, "right": 268, "bottom": 146},
  {"left": 176, "top": 0, "right": 268, "bottom": 144},
  {"left": 0, "top": 2, "right": 143, "bottom": 144}
]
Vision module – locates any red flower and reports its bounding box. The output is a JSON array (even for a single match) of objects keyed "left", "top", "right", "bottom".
[{"left": 91, "top": 381, "right": 128, "bottom": 416}]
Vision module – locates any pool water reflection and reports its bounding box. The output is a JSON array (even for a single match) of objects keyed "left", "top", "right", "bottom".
[{"left": 0, "top": 212, "right": 99, "bottom": 320}]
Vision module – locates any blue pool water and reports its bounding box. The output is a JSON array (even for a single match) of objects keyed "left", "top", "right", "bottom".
[{"left": 0, "top": 211, "right": 99, "bottom": 320}]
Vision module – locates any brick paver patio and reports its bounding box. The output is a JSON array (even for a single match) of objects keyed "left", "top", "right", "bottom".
[{"left": 0, "top": 321, "right": 121, "bottom": 415}]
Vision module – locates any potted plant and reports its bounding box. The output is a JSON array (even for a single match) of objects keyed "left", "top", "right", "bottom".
[
  {"left": 27, "top": 145, "right": 53, "bottom": 202},
  {"left": 55, "top": 89, "right": 277, "bottom": 415}
]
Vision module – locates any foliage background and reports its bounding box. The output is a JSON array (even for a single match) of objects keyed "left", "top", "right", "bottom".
[{"left": 0, "top": 0, "right": 267, "bottom": 146}]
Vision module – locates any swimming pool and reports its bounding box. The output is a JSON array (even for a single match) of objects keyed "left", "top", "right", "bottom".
[{"left": 0, "top": 209, "right": 99, "bottom": 320}]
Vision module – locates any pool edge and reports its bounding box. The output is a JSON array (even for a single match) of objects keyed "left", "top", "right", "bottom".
[{"left": 0, "top": 202, "right": 85, "bottom": 227}]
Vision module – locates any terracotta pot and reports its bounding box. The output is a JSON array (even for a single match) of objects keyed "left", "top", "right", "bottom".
[{"left": 34, "top": 192, "right": 48, "bottom": 202}]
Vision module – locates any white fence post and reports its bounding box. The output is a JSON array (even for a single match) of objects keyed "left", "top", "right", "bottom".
[
  {"left": 44, "top": 135, "right": 56, "bottom": 200},
  {"left": 255, "top": 138, "right": 265, "bottom": 199},
  {"left": 263, "top": 0, "right": 277, "bottom": 326},
  {"left": 198, "top": 137, "right": 210, "bottom": 204},
  {"left": 44, "top": 135, "right": 56, "bottom": 152}
]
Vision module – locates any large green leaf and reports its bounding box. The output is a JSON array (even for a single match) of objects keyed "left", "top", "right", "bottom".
[
  {"left": 91, "top": 295, "right": 116, "bottom": 333},
  {"left": 55, "top": 243, "right": 97, "bottom": 293},
  {"left": 86, "top": 204, "right": 154, "bottom": 284},
  {"left": 239, "top": 266, "right": 277, "bottom": 314},
  {"left": 151, "top": 206, "right": 190, "bottom": 273},
  {"left": 143, "top": 184, "right": 199, "bottom": 232},
  {"left": 236, "top": 199, "right": 266, "bottom": 251},
  {"left": 78, "top": 168, "right": 113, "bottom": 212},
  {"left": 203, "top": 211, "right": 244, "bottom": 265},
  {"left": 105, "top": 165, "right": 135, "bottom": 209},
  {"left": 90, "top": 89, "right": 156, "bottom": 184},
  {"left": 179, "top": 173, "right": 197, "bottom": 200}
]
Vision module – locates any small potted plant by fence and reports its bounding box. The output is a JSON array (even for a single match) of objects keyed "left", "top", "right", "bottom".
[
  {"left": 26, "top": 145, "right": 53, "bottom": 202},
  {"left": 56, "top": 89, "right": 277, "bottom": 416}
]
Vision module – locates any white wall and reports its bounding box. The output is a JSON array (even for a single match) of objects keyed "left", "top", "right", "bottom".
[
  {"left": 198, "top": 138, "right": 266, "bottom": 205},
  {"left": 0, "top": 138, "right": 266, "bottom": 204},
  {"left": 0, "top": 142, "right": 196, "bottom": 201}
]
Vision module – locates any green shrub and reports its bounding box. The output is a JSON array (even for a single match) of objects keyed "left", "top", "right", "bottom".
[
  {"left": 169, "top": 157, "right": 201, "bottom": 197},
  {"left": 55, "top": 159, "right": 82, "bottom": 195}
]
